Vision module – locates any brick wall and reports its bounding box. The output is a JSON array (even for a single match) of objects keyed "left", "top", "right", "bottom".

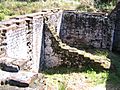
[
  {"left": 6, "top": 21, "right": 29, "bottom": 60},
  {"left": 0, "top": 12, "right": 44, "bottom": 72}
]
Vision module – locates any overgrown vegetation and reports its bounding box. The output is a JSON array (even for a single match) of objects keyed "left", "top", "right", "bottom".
[{"left": 0, "top": 0, "right": 117, "bottom": 21}]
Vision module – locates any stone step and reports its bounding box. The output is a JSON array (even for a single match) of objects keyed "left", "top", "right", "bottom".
[
  {"left": 0, "top": 70, "right": 38, "bottom": 87},
  {"left": 0, "top": 57, "right": 28, "bottom": 72}
]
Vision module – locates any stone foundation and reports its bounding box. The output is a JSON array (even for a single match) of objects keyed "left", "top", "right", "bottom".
[{"left": 0, "top": 6, "right": 120, "bottom": 87}]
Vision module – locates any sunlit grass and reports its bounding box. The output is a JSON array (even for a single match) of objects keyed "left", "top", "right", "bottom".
[
  {"left": 42, "top": 51, "right": 120, "bottom": 89},
  {"left": 43, "top": 69, "right": 108, "bottom": 89},
  {"left": 0, "top": 0, "right": 116, "bottom": 21},
  {"left": 0, "top": 0, "right": 79, "bottom": 20}
]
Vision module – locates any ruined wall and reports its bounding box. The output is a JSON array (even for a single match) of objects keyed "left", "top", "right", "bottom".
[
  {"left": 0, "top": 19, "right": 30, "bottom": 60},
  {"left": 48, "top": 26, "right": 110, "bottom": 70},
  {"left": 0, "top": 13, "right": 44, "bottom": 72},
  {"left": 32, "top": 16, "right": 44, "bottom": 71},
  {"left": 0, "top": 10, "right": 63, "bottom": 71},
  {"left": 60, "top": 10, "right": 114, "bottom": 50},
  {"left": 0, "top": 24, "right": 8, "bottom": 57},
  {"left": 0, "top": 9, "right": 115, "bottom": 71},
  {"left": 44, "top": 10, "right": 63, "bottom": 68},
  {"left": 6, "top": 21, "right": 29, "bottom": 60},
  {"left": 44, "top": 11, "right": 112, "bottom": 68}
]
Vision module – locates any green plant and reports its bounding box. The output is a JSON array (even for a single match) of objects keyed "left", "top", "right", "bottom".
[
  {"left": 86, "top": 70, "right": 108, "bottom": 85},
  {"left": 0, "top": 13, "right": 5, "bottom": 21},
  {"left": 95, "top": 1, "right": 116, "bottom": 12},
  {"left": 58, "top": 82, "right": 66, "bottom": 90}
]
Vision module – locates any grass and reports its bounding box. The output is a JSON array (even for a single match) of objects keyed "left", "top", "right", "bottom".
[
  {"left": 42, "top": 51, "right": 120, "bottom": 89},
  {"left": 0, "top": 0, "right": 80, "bottom": 20},
  {"left": 0, "top": 1, "right": 43, "bottom": 20},
  {"left": 48, "top": 26, "right": 120, "bottom": 89},
  {"left": 0, "top": 0, "right": 117, "bottom": 21},
  {"left": 43, "top": 66, "right": 108, "bottom": 89}
]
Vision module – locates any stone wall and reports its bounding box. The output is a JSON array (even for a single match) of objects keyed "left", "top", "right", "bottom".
[
  {"left": 0, "top": 9, "right": 117, "bottom": 72},
  {"left": 43, "top": 10, "right": 111, "bottom": 69},
  {"left": 31, "top": 16, "right": 44, "bottom": 72},
  {"left": 44, "top": 10, "right": 63, "bottom": 68},
  {"left": 60, "top": 10, "right": 114, "bottom": 50},
  {"left": 6, "top": 21, "right": 29, "bottom": 60},
  {"left": 0, "top": 9, "right": 119, "bottom": 87},
  {"left": 0, "top": 12, "right": 44, "bottom": 72}
]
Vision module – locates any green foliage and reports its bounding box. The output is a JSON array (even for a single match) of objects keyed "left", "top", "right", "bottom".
[
  {"left": 0, "top": 13, "right": 5, "bottom": 21},
  {"left": 95, "top": 0, "right": 116, "bottom": 12},
  {"left": 17, "top": 0, "right": 40, "bottom": 2},
  {"left": 0, "top": 1, "right": 42, "bottom": 18},
  {"left": 86, "top": 70, "right": 108, "bottom": 85},
  {"left": 58, "top": 82, "right": 66, "bottom": 90},
  {"left": 76, "top": 5, "right": 94, "bottom": 12},
  {"left": 43, "top": 66, "right": 108, "bottom": 88},
  {"left": 43, "top": 51, "right": 120, "bottom": 87},
  {"left": 0, "top": 0, "right": 117, "bottom": 20}
]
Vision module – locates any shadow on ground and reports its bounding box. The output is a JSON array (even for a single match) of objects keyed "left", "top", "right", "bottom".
[
  {"left": 106, "top": 52, "right": 120, "bottom": 90},
  {"left": 43, "top": 51, "right": 120, "bottom": 90}
]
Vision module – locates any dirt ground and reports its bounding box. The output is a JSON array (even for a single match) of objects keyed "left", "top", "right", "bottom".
[{"left": 0, "top": 73, "right": 120, "bottom": 90}]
